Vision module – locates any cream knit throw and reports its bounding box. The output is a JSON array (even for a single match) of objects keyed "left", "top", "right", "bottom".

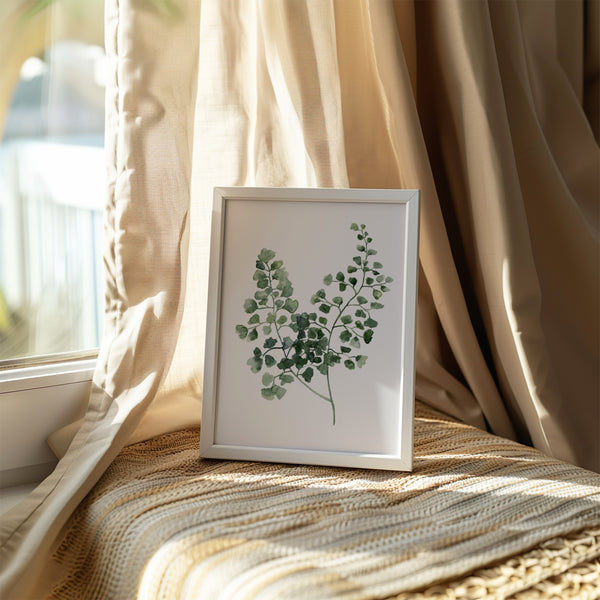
[{"left": 49, "top": 404, "right": 600, "bottom": 599}]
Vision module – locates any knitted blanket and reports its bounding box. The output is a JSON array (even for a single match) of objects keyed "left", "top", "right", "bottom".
[{"left": 48, "top": 403, "right": 600, "bottom": 599}]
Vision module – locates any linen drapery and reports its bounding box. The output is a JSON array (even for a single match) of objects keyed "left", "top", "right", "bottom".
[{"left": 1, "top": 0, "right": 598, "bottom": 597}]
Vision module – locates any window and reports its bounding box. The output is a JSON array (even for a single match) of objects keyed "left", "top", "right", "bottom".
[
  {"left": 0, "top": 2, "right": 104, "bottom": 485},
  {"left": 0, "top": 3, "right": 105, "bottom": 364}
]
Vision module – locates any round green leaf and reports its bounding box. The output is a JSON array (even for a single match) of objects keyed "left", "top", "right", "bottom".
[
  {"left": 261, "top": 388, "right": 275, "bottom": 400},
  {"left": 300, "top": 367, "right": 314, "bottom": 383},
  {"left": 296, "top": 313, "right": 310, "bottom": 329},
  {"left": 344, "top": 359, "right": 355, "bottom": 370},
  {"left": 244, "top": 299, "right": 258, "bottom": 313},
  {"left": 278, "top": 358, "right": 295, "bottom": 370},
  {"left": 283, "top": 298, "right": 299, "bottom": 313},
  {"left": 317, "top": 363, "right": 329, "bottom": 375},
  {"left": 295, "top": 354, "right": 308, "bottom": 369},
  {"left": 247, "top": 356, "right": 263, "bottom": 373},
  {"left": 339, "top": 330, "right": 352, "bottom": 342},
  {"left": 273, "top": 385, "right": 286, "bottom": 400},
  {"left": 281, "top": 283, "right": 294, "bottom": 298},
  {"left": 262, "top": 373, "right": 274, "bottom": 386},
  {"left": 326, "top": 352, "right": 339, "bottom": 366},
  {"left": 259, "top": 248, "right": 276, "bottom": 263}
]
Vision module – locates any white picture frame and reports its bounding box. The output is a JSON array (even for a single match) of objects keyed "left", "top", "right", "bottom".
[{"left": 200, "top": 187, "right": 419, "bottom": 471}]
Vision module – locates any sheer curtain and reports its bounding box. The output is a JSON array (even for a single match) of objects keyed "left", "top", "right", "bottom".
[{"left": 1, "top": 0, "right": 598, "bottom": 597}]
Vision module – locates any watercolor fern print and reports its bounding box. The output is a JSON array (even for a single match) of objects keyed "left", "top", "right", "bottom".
[{"left": 235, "top": 223, "right": 393, "bottom": 425}]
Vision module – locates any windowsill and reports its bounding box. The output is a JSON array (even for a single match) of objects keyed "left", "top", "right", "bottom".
[
  {"left": 0, "top": 357, "right": 97, "bottom": 392},
  {"left": 0, "top": 357, "right": 96, "bottom": 488}
]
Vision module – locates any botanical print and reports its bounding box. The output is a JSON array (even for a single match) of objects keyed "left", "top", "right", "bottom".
[{"left": 236, "top": 223, "right": 393, "bottom": 424}]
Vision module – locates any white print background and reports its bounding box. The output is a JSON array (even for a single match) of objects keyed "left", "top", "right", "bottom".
[{"left": 214, "top": 199, "right": 408, "bottom": 455}]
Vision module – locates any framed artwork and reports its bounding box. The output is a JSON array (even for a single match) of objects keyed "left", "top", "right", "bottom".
[{"left": 200, "top": 187, "right": 419, "bottom": 470}]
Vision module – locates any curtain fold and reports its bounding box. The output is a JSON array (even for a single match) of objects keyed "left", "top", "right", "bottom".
[
  {"left": 0, "top": 0, "right": 597, "bottom": 597},
  {"left": 414, "top": 0, "right": 598, "bottom": 466},
  {"left": 0, "top": 1, "right": 200, "bottom": 597}
]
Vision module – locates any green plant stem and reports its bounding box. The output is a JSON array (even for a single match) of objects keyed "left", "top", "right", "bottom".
[
  {"left": 266, "top": 266, "right": 337, "bottom": 418},
  {"left": 291, "top": 369, "right": 333, "bottom": 405},
  {"left": 319, "top": 235, "right": 370, "bottom": 425},
  {"left": 325, "top": 369, "right": 335, "bottom": 425},
  {"left": 268, "top": 268, "right": 290, "bottom": 361}
]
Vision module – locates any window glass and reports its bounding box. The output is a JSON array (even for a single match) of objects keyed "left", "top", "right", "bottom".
[{"left": 0, "top": 5, "right": 105, "bottom": 363}]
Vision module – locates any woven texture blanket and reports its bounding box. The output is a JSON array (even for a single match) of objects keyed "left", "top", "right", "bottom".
[{"left": 49, "top": 403, "right": 600, "bottom": 599}]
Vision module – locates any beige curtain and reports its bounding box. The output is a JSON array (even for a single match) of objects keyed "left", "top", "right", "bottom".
[{"left": 1, "top": 0, "right": 598, "bottom": 597}]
